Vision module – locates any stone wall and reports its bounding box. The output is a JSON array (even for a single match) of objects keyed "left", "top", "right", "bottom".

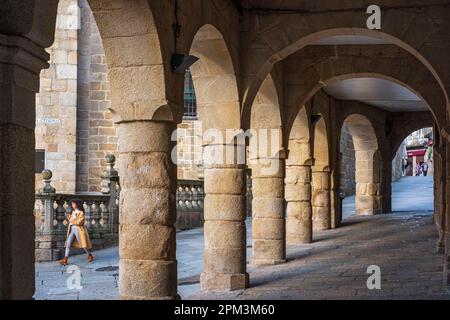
[
  {"left": 35, "top": 0, "right": 79, "bottom": 193},
  {"left": 37, "top": 1, "right": 204, "bottom": 193},
  {"left": 339, "top": 123, "right": 356, "bottom": 197}
]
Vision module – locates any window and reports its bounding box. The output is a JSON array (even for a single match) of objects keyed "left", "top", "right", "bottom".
[
  {"left": 35, "top": 150, "right": 45, "bottom": 174},
  {"left": 183, "top": 69, "right": 197, "bottom": 117}
]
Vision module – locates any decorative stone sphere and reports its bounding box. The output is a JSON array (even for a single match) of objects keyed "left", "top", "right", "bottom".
[
  {"left": 105, "top": 153, "right": 116, "bottom": 164},
  {"left": 41, "top": 169, "right": 53, "bottom": 180}
]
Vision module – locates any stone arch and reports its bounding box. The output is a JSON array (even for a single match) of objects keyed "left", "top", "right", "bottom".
[
  {"left": 283, "top": 48, "right": 446, "bottom": 141},
  {"left": 84, "top": 1, "right": 179, "bottom": 300},
  {"left": 389, "top": 112, "right": 434, "bottom": 160},
  {"left": 87, "top": 0, "right": 172, "bottom": 123},
  {"left": 313, "top": 116, "right": 330, "bottom": 172},
  {"left": 189, "top": 24, "right": 241, "bottom": 132},
  {"left": 243, "top": 16, "right": 450, "bottom": 121},
  {"left": 188, "top": 23, "right": 248, "bottom": 291},
  {"left": 342, "top": 114, "right": 382, "bottom": 215}
]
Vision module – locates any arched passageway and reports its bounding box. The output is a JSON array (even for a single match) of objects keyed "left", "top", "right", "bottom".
[
  {"left": 390, "top": 128, "right": 434, "bottom": 212},
  {"left": 340, "top": 114, "right": 382, "bottom": 218},
  {"left": 3, "top": 1, "right": 450, "bottom": 301}
]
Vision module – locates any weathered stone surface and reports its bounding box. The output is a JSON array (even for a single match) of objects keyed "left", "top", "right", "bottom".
[
  {"left": 118, "top": 120, "right": 177, "bottom": 299},
  {"left": 202, "top": 166, "right": 248, "bottom": 290},
  {"left": 119, "top": 224, "right": 175, "bottom": 260},
  {"left": 203, "top": 195, "right": 246, "bottom": 221},
  {"left": 204, "top": 221, "right": 246, "bottom": 248},
  {"left": 204, "top": 168, "right": 246, "bottom": 195},
  {"left": 286, "top": 163, "right": 313, "bottom": 244},
  {"left": 251, "top": 198, "right": 284, "bottom": 219},
  {"left": 119, "top": 259, "right": 177, "bottom": 299},
  {"left": 119, "top": 188, "right": 176, "bottom": 226}
]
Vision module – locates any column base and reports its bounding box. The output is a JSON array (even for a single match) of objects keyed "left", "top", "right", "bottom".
[
  {"left": 200, "top": 272, "right": 249, "bottom": 291},
  {"left": 250, "top": 258, "right": 286, "bottom": 266}
]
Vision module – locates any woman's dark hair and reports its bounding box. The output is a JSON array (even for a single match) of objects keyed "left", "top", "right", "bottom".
[{"left": 71, "top": 199, "right": 85, "bottom": 212}]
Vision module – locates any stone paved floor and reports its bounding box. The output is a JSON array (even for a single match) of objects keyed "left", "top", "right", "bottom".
[{"left": 35, "top": 176, "right": 449, "bottom": 300}]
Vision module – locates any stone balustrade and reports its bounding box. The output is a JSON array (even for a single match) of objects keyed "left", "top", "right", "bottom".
[
  {"left": 34, "top": 155, "right": 208, "bottom": 261},
  {"left": 34, "top": 155, "right": 120, "bottom": 262},
  {"left": 175, "top": 179, "right": 205, "bottom": 230}
]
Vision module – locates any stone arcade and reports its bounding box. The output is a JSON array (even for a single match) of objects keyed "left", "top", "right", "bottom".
[{"left": 1, "top": 0, "right": 450, "bottom": 300}]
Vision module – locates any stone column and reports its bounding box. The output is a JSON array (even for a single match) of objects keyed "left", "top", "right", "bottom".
[
  {"left": 117, "top": 121, "right": 178, "bottom": 300},
  {"left": 355, "top": 150, "right": 383, "bottom": 215},
  {"left": 201, "top": 143, "right": 248, "bottom": 290},
  {"left": 251, "top": 157, "right": 286, "bottom": 265},
  {"left": 0, "top": 36, "right": 49, "bottom": 299},
  {"left": 312, "top": 170, "right": 331, "bottom": 231},
  {"left": 285, "top": 163, "right": 313, "bottom": 243}
]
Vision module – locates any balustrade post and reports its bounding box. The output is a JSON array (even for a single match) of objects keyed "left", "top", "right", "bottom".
[
  {"left": 38, "top": 170, "right": 56, "bottom": 234},
  {"left": 55, "top": 200, "right": 67, "bottom": 233}
]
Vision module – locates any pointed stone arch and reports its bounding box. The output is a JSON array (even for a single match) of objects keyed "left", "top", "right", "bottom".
[{"left": 243, "top": 12, "right": 450, "bottom": 121}]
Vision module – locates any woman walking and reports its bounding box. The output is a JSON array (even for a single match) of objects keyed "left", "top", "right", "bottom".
[{"left": 58, "top": 199, "right": 94, "bottom": 265}]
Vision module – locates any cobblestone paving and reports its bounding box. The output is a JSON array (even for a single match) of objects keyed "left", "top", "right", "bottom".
[{"left": 35, "top": 177, "right": 449, "bottom": 300}]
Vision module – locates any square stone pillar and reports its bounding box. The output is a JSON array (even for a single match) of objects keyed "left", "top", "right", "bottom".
[
  {"left": 0, "top": 36, "right": 49, "bottom": 299},
  {"left": 117, "top": 121, "right": 178, "bottom": 300},
  {"left": 251, "top": 158, "right": 286, "bottom": 265},
  {"left": 201, "top": 143, "right": 248, "bottom": 291},
  {"left": 312, "top": 171, "right": 331, "bottom": 231}
]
